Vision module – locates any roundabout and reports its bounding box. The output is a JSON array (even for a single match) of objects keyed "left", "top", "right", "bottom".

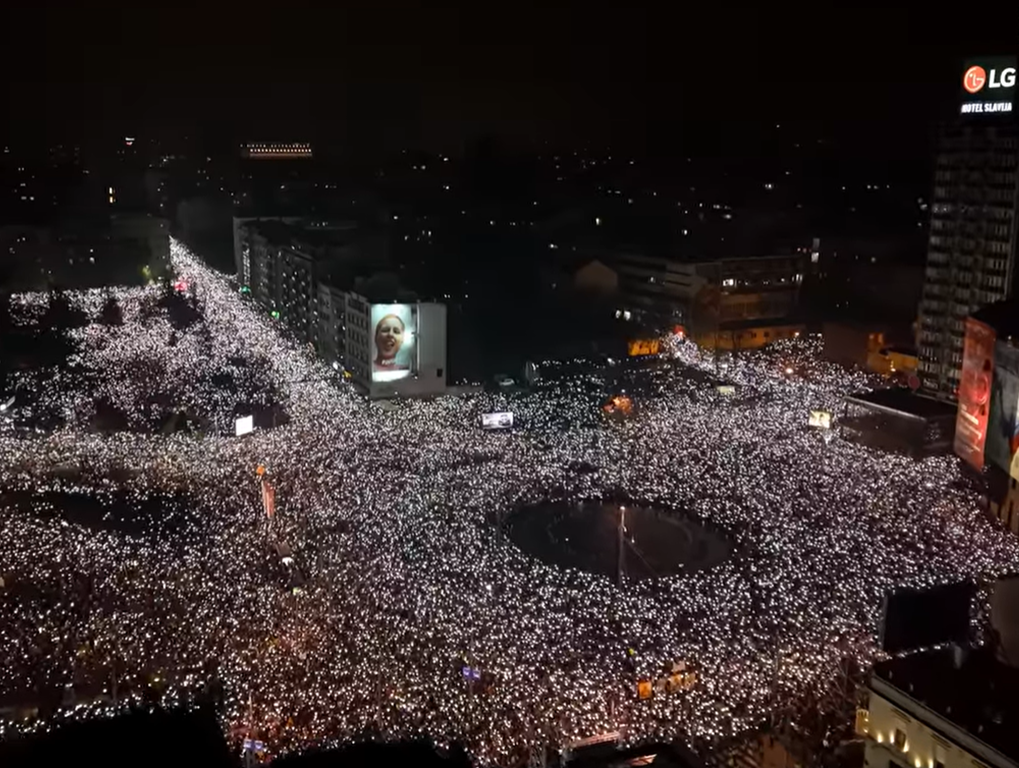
[
  {"left": 0, "top": 239, "right": 1016, "bottom": 765},
  {"left": 507, "top": 501, "right": 730, "bottom": 580}
]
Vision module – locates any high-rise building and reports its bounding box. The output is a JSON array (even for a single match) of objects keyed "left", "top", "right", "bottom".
[{"left": 918, "top": 57, "right": 1019, "bottom": 398}]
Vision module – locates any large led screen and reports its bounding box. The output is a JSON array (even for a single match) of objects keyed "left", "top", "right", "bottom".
[
  {"left": 988, "top": 341, "right": 1019, "bottom": 478},
  {"left": 954, "top": 317, "right": 995, "bottom": 470},
  {"left": 371, "top": 304, "right": 416, "bottom": 382}
]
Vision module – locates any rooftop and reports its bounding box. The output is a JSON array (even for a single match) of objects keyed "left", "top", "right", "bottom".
[
  {"left": 845, "top": 387, "right": 956, "bottom": 421},
  {"left": 873, "top": 646, "right": 1019, "bottom": 764},
  {"left": 251, "top": 219, "right": 359, "bottom": 252}
]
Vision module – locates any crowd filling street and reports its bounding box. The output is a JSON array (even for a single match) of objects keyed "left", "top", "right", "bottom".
[{"left": 0, "top": 239, "right": 1015, "bottom": 765}]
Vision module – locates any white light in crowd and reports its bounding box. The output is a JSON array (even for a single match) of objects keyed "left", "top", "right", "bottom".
[{"left": 0, "top": 237, "right": 1013, "bottom": 765}]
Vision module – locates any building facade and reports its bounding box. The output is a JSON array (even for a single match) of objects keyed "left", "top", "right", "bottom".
[
  {"left": 232, "top": 215, "right": 304, "bottom": 289},
  {"left": 317, "top": 282, "right": 347, "bottom": 366},
  {"left": 233, "top": 218, "right": 446, "bottom": 398},
  {"left": 276, "top": 246, "right": 316, "bottom": 345},
  {"left": 610, "top": 252, "right": 807, "bottom": 349},
  {"left": 918, "top": 121, "right": 1019, "bottom": 398},
  {"left": 234, "top": 217, "right": 372, "bottom": 350},
  {"left": 860, "top": 647, "right": 1019, "bottom": 768},
  {"left": 344, "top": 294, "right": 447, "bottom": 399}
]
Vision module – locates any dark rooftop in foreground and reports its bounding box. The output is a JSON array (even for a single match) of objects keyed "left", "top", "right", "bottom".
[
  {"left": 845, "top": 387, "right": 957, "bottom": 421},
  {"left": 0, "top": 712, "right": 471, "bottom": 768},
  {"left": 0, "top": 708, "right": 232, "bottom": 768},
  {"left": 974, "top": 300, "right": 1019, "bottom": 340},
  {"left": 567, "top": 741, "right": 704, "bottom": 768},
  {"left": 872, "top": 646, "right": 1019, "bottom": 765},
  {"left": 274, "top": 739, "right": 470, "bottom": 768}
]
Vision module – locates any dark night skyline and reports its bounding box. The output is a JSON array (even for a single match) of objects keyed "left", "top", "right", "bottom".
[{"left": 2, "top": 3, "right": 1016, "bottom": 158}]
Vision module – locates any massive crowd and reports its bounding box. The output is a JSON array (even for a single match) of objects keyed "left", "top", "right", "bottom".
[{"left": 0, "top": 239, "right": 1016, "bottom": 765}]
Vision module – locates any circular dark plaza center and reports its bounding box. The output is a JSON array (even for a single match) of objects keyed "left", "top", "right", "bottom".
[{"left": 507, "top": 501, "right": 730, "bottom": 580}]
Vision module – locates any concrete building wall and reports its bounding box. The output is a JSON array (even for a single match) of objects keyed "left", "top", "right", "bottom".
[
  {"left": 317, "top": 283, "right": 346, "bottom": 364},
  {"left": 344, "top": 293, "right": 372, "bottom": 390}
]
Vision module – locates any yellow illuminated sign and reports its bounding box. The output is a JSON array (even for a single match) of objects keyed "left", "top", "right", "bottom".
[{"left": 628, "top": 339, "right": 660, "bottom": 357}]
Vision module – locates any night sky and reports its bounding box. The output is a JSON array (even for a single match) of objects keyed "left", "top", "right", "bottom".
[{"left": 2, "top": 4, "right": 1016, "bottom": 159}]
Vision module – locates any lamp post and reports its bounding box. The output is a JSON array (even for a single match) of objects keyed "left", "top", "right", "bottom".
[{"left": 617, "top": 506, "right": 626, "bottom": 588}]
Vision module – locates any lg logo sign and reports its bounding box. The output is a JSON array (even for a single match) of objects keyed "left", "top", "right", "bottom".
[{"left": 964, "top": 65, "right": 1016, "bottom": 94}]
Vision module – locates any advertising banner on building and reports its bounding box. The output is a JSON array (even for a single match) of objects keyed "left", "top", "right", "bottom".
[
  {"left": 960, "top": 56, "right": 1016, "bottom": 116},
  {"left": 370, "top": 303, "right": 417, "bottom": 382},
  {"left": 987, "top": 340, "right": 1019, "bottom": 478},
  {"left": 954, "top": 318, "right": 996, "bottom": 470}
]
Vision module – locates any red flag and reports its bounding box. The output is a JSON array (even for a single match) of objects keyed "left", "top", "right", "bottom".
[{"left": 262, "top": 479, "right": 275, "bottom": 518}]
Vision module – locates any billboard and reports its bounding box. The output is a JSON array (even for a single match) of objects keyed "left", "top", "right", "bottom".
[
  {"left": 987, "top": 341, "right": 1019, "bottom": 478},
  {"left": 960, "top": 56, "right": 1016, "bottom": 116},
  {"left": 954, "top": 317, "right": 996, "bottom": 470},
  {"left": 481, "top": 412, "right": 514, "bottom": 430},
  {"left": 371, "top": 303, "right": 417, "bottom": 382}
]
